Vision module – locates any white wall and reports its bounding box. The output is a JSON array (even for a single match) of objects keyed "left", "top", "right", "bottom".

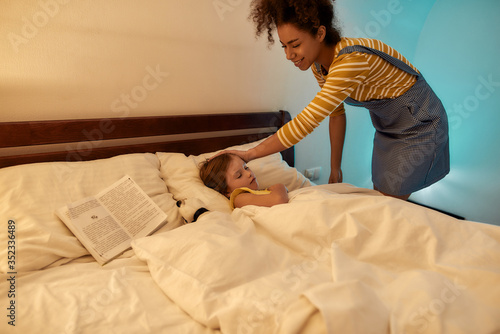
[{"left": 0, "top": 0, "right": 294, "bottom": 121}]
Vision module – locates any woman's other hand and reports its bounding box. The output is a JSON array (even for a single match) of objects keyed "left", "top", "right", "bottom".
[{"left": 329, "top": 168, "right": 343, "bottom": 183}]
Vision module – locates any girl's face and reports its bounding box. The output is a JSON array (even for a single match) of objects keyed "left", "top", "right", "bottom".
[
  {"left": 277, "top": 23, "right": 325, "bottom": 71},
  {"left": 225, "top": 155, "right": 259, "bottom": 196}
]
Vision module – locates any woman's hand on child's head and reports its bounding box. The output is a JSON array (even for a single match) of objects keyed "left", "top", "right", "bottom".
[{"left": 211, "top": 150, "right": 251, "bottom": 162}]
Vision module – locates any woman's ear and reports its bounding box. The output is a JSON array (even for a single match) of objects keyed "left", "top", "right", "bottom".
[{"left": 317, "top": 25, "right": 326, "bottom": 42}]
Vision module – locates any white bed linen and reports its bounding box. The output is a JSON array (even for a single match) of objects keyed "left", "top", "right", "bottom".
[
  {"left": 0, "top": 255, "right": 219, "bottom": 334},
  {"left": 0, "top": 153, "right": 183, "bottom": 273},
  {"left": 133, "top": 184, "right": 500, "bottom": 334},
  {"left": 157, "top": 137, "right": 312, "bottom": 215}
]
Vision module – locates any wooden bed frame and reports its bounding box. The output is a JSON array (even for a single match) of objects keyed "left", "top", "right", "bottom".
[{"left": 0, "top": 110, "right": 294, "bottom": 169}]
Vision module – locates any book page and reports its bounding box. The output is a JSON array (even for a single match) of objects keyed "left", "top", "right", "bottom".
[
  {"left": 65, "top": 198, "right": 131, "bottom": 264},
  {"left": 56, "top": 175, "right": 168, "bottom": 265},
  {"left": 96, "top": 176, "right": 167, "bottom": 238}
]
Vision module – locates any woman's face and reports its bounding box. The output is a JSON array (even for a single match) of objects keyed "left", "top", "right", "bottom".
[
  {"left": 224, "top": 155, "right": 259, "bottom": 196},
  {"left": 277, "top": 23, "right": 324, "bottom": 71}
]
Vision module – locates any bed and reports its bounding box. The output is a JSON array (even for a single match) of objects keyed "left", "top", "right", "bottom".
[{"left": 1, "top": 111, "right": 499, "bottom": 334}]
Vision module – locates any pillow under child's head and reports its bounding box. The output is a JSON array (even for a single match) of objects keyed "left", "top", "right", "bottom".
[{"left": 157, "top": 137, "right": 312, "bottom": 216}]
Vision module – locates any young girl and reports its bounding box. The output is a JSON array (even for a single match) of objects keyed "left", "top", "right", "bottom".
[
  {"left": 219, "top": 0, "right": 449, "bottom": 201},
  {"left": 199, "top": 153, "right": 288, "bottom": 209}
]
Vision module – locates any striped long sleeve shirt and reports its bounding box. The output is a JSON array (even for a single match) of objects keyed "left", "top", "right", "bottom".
[{"left": 276, "top": 37, "right": 419, "bottom": 148}]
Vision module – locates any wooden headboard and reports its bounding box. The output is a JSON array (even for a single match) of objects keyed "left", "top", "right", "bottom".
[{"left": 0, "top": 111, "right": 294, "bottom": 169}]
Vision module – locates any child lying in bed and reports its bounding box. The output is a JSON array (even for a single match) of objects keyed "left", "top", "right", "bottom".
[{"left": 199, "top": 153, "right": 288, "bottom": 209}]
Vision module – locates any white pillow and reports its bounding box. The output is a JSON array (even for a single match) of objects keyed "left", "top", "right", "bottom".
[
  {"left": 0, "top": 153, "right": 183, "bottom": 273},
  {"left": 156, "top": 137, "right": 312, "bottom": 214}
]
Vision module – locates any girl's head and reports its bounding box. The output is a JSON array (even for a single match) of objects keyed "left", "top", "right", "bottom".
[
  {"left": 200, "top": 153, "right": 259, "bottom": 198},
  {"left": 249, "top": 0, "right": 341, "bottom": 48}
]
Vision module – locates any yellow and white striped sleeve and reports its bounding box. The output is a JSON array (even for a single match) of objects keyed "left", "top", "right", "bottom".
[{"left": 277, "top": 53, "right": 371, "bottom": 148}]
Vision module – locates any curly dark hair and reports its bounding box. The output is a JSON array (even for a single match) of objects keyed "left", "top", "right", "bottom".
[{"left": 249, "top": 0, "right": 341, "bottom": 47}]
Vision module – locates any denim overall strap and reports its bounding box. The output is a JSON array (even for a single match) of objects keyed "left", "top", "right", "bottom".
[{"left": 337, "top": 45, "right": 421, "bottom": 107}]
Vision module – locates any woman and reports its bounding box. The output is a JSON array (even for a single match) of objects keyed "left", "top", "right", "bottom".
[{"left": 222, "top": 0, "right": 449, "bottom": 200}]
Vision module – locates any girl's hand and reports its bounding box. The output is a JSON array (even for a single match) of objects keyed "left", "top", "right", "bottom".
[
  {"left": 269, "top": 183, "right": 288, "bottom": 194},
  {"left": 329, "top": 168, "right": 343, "bottom": 183},
  {"left": 267, "top": 183, "right": 289, "bottom": 204}
]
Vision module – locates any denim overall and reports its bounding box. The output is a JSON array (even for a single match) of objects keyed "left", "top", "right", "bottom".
[{"left": 335, "top": 45, "right": 450, "bottom": 195}]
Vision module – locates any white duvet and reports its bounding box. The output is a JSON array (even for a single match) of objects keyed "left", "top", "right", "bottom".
[
  {"left": 133, "top": 184, "right": 500, "bottom": 334},
  {"left": 0, "top": 255, "right": 219, "bottom": 334},
  {"left": 2, "top": 184, "right": 499, "bottom": 334}
]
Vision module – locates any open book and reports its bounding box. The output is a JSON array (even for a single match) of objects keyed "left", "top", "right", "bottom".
[{"left": 56, "top": 175, "right": 168, "bottom": 265}]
